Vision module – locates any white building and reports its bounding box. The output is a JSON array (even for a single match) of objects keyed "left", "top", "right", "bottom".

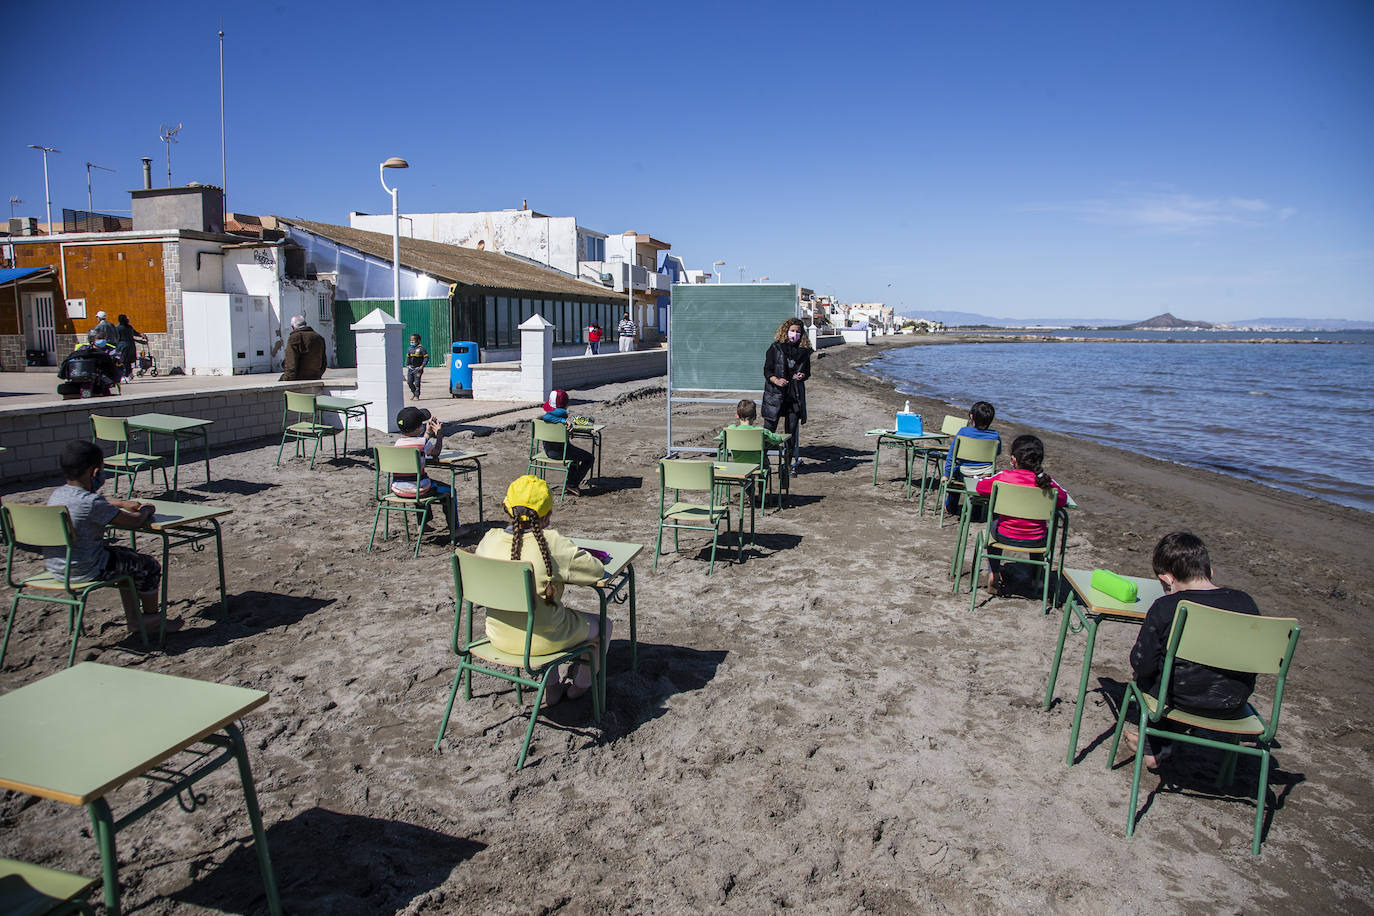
[{"left": 349, "top": 207, "right": 674, "bottom": 344}]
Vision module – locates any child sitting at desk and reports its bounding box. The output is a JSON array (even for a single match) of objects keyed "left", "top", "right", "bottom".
[
  {"left": 44, "top": 440, "right": 163, "bottom": 637},
  {"left": 539, "top": 389, "right": 594, "bottom": 497},
  {"left": 1125, "top": 531, "right": 1260, "bottom": 769},
  {"left": 974, "top": 434, "right": 1069, "bottom": 596},
  {"left": 474, "top": 476, "right": 610, "bottom": 706},
  {"left": 392, "top": 406, "right": 456, "bottom": 534},
  {"left": 943, "top": 400, "right": 1001, "bottom": 514},
  {"left": 725, "top": 399, "right": 786, "bottom": 500}
]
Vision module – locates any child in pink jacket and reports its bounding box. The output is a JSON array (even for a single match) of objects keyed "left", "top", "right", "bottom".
[{"left": 974, "top": 434, "right": 1069, "bottom": 595}]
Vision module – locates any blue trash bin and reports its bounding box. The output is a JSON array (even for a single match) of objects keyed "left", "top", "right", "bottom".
[{"left": 450, "top": 341, "right": 478, "bottom": 396}]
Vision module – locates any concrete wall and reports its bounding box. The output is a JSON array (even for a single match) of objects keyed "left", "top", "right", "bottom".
[
  {"left": 470, "top": 348, "right": 666, "bottom": 400},
  {"left": 0, "top": 379, "right": 333, "bottom": 485}
]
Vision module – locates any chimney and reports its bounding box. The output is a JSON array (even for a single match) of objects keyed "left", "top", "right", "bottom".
[
  {"left": 522, "top": 198, "right": 527, "bottom": 210},
  {"left": 141, "top": 158, "right": 153, "bottom": 189}
]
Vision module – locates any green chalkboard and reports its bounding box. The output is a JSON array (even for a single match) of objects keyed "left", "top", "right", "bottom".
[{"left": 669, "top": 284, "right": 798, "bottom": 391}]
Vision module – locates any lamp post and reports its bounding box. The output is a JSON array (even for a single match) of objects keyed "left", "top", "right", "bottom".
[
  {"left": 27, "top": 145, "right": 60, "bottom": 233},
  {"left": 713, "top": 260, "right": 724, "bottom": 284},
  {"left": 379, "top": 157, "right": 409, "bottom": 318}
]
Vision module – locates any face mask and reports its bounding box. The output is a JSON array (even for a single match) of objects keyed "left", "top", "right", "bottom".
[
  {"left": 90, "top": 470, "right": 106, "bottom": 491},
  {"left": 787, "top": 330, "right": 801, "bottom": 342}
]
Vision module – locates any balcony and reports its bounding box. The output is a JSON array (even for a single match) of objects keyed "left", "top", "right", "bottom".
[{"left": 646, "top": 271, "right": 671, "bottom": 293}]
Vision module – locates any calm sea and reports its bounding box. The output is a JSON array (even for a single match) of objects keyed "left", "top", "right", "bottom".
[{"left": 865, "top": 332, "right": 1374, "bottom": 514}]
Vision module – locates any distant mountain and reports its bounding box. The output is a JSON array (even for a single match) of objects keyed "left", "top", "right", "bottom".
[{"left": 1108, "top": 312, "right": 1213, "bottom": 330}]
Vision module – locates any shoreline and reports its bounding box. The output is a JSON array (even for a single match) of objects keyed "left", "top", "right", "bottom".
[
  {"left": 846, "top": 335, "right": 1371, "bottom": 517},
  {"left": 878, "top": 332, "right": 1365, "bottom": 344},
  {"left": 1, "top": 350, "right": 1371, "bottom": 912}
]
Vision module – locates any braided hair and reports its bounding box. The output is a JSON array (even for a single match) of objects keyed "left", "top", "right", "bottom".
[
  {"left": 508, "top": 505, "right": 557, "bottom": 601},
  {"left": 1010, "top": 434, "right": 1054, "bottom": 492}
]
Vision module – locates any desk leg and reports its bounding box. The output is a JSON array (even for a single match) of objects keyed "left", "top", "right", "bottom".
[
  {"left": 1044, "top": 594, "right": 1077, "bottom": 709},
  {"left": 225, "top": 723, "right": 284, "bottom": 916},
  {"left": 903, "top": 445, "right": 913, "bottom": 499},
  {"left": 339, "top": 410, "right": 350, "bottom": 456},
  {"left": 212, "top": 518, "right": 228, "bottom": 618},
  {"left": 475, "top": 461, "right": 483, "bottom": 522},
  {"left": 200, "top": 429, "right": 211, "bottom": 483},
  {"left": 158, "top": 532, "right": 171, "bottom": 648},
  {"left": 1066, "top": 616, "right": 1101, "bottom": 766},
  {"left": 871, "top": 440, "right": 882, "bottom": 486},
  {"left": 87, "top": 798, "right": 122, "bottom": 916},
  {"left": 627, "top": 563, "right": 637, "bottom": 672},
  {"left": 594, "top": 431, "right": 602, "bottom": 479},
  {"left": 361, "top": 407, "right": 369, "bottom": 456}
]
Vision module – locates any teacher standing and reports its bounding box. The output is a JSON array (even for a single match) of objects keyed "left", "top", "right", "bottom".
[{"left": 762, "top": 317, "right": 812, "bottom": 473}]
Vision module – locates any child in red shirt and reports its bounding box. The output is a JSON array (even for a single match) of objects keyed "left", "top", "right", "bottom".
[{"left": 974, "top": 434, "right": 1069, "bottom": 594}]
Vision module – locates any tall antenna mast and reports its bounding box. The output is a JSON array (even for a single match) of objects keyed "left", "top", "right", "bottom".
[
  {"left": 85, "top": 162, "right": 116, "bottom": 212},
  {"left": 219, "top": 23, "right": 228, "bottom": 214},
  {"left": 158, "top": 123, "right": 182, "bottom": 187}
]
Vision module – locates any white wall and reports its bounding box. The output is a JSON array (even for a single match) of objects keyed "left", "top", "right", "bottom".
[
  {"left": 349, "top": 210, "right": 584, "bottom": 275},
  {"left": 177, "top": 239, "right": 227, "bottom": 292}
]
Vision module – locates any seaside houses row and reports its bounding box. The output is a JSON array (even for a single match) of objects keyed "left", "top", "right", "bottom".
[{"left": 1, "top": 184, "right": 717, "bottom": 374}]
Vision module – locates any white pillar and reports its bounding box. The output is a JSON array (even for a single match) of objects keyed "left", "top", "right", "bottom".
[
  {"left": 351, "top": 307, "right": 405, "bottom": 431},
  {"left": 518, "top": 313, "right": 554, "bottom": 400}
]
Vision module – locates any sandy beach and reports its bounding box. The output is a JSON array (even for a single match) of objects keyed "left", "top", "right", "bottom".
[{"left": 2, "top": 335, "right": 1372, "bottom": 914}]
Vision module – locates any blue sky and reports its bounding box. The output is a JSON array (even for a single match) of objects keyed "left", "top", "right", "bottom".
[{"left": 5, "top": 0, "right": 1372, "bottom": 321}]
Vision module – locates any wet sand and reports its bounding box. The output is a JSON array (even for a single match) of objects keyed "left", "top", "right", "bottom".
[{"left": 1, "top": 336, "right": 1371, "bottom": 914}]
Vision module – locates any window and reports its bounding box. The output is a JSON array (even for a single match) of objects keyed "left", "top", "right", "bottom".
[
  {"left": 584, "top": 236, "right": 604, "bottom": 261},
  {"left": 317, "top": 293, "right": 332, "bottom": 325},
  {"left": 485, "top": 296, "right": 497, "bottom": 347}
]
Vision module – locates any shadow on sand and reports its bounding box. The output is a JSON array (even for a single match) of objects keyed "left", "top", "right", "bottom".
[{"left": 171, "top": 806, "right": 485, "bottom": 915}]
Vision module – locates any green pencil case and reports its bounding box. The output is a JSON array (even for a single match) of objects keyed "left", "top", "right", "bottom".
[{"left": 1091, "top": 569, "right": 1138, "bottom": 603}]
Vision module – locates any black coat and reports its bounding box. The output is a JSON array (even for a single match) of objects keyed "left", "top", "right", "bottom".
[
  {"left": 761, "top": 341, "right": 811, "bottom": 424},
  {"left": 1130, "top": 587, "right": 1260, "bottom": 714}
]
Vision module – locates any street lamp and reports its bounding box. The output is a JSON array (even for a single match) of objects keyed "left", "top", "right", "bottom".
[
  {"left": 713, "top": 260, "right": 724, "bottom": 284},
  {"left": 379, "top": 157, "right": 409, "bottom": 318},
  {"left": 27, "top": 145, "right": 61, "bottom": 233}
]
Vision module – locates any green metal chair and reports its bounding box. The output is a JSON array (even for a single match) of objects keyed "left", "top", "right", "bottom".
[
  {"left": 963, "top": 481, "right": 1061, "bottom": 613},
  {"left": 526, "top": 419, "right": 573, "bottom": 502},
  {"left": 90, "top": 415, "right": 167, "bottom": 497},
  {"left": 722, "top": 426, "right": 777, "bottom": 511},
  {"left": 276, "top": 391, "right": 339, "bottom": 469},
  {"left": 936, "top": 435, "right": 999, "bottom": 529},
  {"left": 369, "top": 445, "right": 448, "bottom": 558},
  {"left": 435, "top": 550, "right": 603, "bottom": 770},
  {"left": 915, "top": 414, "right": 967, "bottom": 516},
  {"left": 655, "top": 459, "right": 731, "bottom": 575},
  {"left": 1107, "top": 602, "right": 1301, "bottom": 855},
  {"left": 0, "top": 858, "right": 99, "bottom": 916},
  {"left": 0, "top": 503, "right": 144, "bottom": 670}
]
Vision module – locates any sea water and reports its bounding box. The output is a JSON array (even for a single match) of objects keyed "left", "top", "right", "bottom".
[{"left": 865, "top": 333, "right": 1374, "bottom": 513}]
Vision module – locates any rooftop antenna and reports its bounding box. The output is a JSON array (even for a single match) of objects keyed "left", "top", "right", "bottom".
[
  {"left": 8, "top": 197, "right": 21, "bottom": 220},
  {"left": 85, "top": 162, "right": 116, "bottom": 212},
  {"left": 158, "top": 123, "right": 182, "bottom": 187}
]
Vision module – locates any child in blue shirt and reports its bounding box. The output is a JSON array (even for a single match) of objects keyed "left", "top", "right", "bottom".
[
  {"left": 539, "top": 389, "right": 594, "bottom": 496},
  {"left": 943, "top": 400, "right": 1001, "bottom": 513}
]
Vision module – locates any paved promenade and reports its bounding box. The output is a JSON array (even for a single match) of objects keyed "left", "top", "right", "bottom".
[{"left": 0, "top": 367, "right": 542, "bottom": 426}]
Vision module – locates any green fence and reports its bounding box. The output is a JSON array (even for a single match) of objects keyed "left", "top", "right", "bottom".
[{"left": 332, "top": 298, "right": 451, "bottom": 368}]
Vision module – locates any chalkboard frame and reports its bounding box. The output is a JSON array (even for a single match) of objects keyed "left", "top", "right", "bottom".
[{"left": 666, "top": 283, "right": 799, "bottom": 455}]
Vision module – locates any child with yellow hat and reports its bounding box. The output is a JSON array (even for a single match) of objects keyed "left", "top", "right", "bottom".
[{"left": 473, "top": 475, "right": 609, "bottom": 704}]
